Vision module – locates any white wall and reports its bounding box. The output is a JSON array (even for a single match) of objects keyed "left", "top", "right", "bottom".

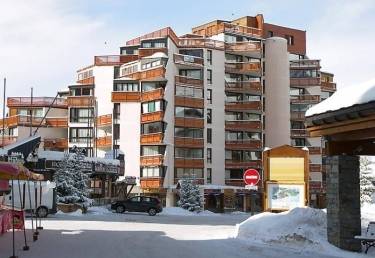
[{"left": 93, "top": 66, "right": 115, "bottom": 116}]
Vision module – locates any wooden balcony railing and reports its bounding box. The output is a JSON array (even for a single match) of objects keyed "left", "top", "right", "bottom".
[
  {"left": 140, "top": 155, "right": 164, "bottom": 166},
  {"left": 225, "top": 101, "right": 262, "bottom": 111},
  {"left": 94, "top": 55, "right": 138, "bottom": 66},
  {"left": 138, "top": 48, "right": 168, "bottom": 58},
  {"left": 290, "top": 95, "right": 321, "bottom": 104},
  {"left": 97, "top": 114, "right": 112, "bottom": 127},
  {"left": 127, "top": 67, "right": 166, "bottom": 81},
  {"left": 0, "top": 136, "right": 17, "bottom": 147},
  {"left": 178, "top": 38, "right": 224, "bottom": 50},
  {"left": 111, "top": 92, "right": 141, "bottom": 102},
  {"left": 320, "top": 81, "right": 337, "bottom": 92},
  {"left": 174, "top": 158, "right": 204, "bottom": 168},
  {"left": 173, "top": 53, "right": 204, "bottom": 67},
  {"left": 96, "top": 136, "right": 112, "bottom": 148},
  {"left": 193, "top": 22, "right": 262, "bottom": 38},
  {"left": 225, "top": 81, "right": 261, "bottom": 94},
  {"left": 67, "top": 96, "right": 95, "bottom": 107},
  {"left": 7, "top": 97, "right": 68, "bottom": 108},
  {"left": 174, "top": 96, "right": 204, "bottom": 108},
  {"left": 291, "top": 129, "right": 309, "bottom": 137},
  {"left": 174, "top": 137, "right": 204, "bottom": 148},
  {"left": 76, "top": 77, "right": 95, "bottom": 85},
  {"left": 225, "top": 160, "right": 262, "bottom": 169},
  {"left": 310, "top": 164, "right": 322, "bottom": 172},
  {"left": 140, "top": 133, "right": 164, "bottom": 144},
  {"left": 44, "top": 138, "right": 68, "bottom": 149},
  {"left": 290, "top": 77, "right": 320, "bottom": 87},
  {"left": 175, "top": 75, "right": 203, "bottom": 88},
  {"left": 141, "top": 111, "right": 164, "bottom": 123},
  {"left": 225, "top": 62, "right": 261, "bottom": 74},
  {"left": 45, "top": 117, "right": 68, "bottom": 127},
  {"left": 175, "top": 117, "right": 204, "bottom": 128},
  {"left": 0, "top": 115, "right": 67, "bottom": 128},
  {"left": 140, "top": 177, "right": 164, "bottom": 189},
  {"left": 225, "top": 121, "right": 262, "bottom": 131},
  {"left": 308, "top": 147, "right": 322, "bottom": 155},
  {"left": 290, "top": 59, "right": 320, "bottom": 69},
  {"left": 225, "top": 140, "right": 262, "bottom": 150},
  {"left": 126, "top": 27, "right": 179, "bottom": 46},
  {"left": 225, "top": 42, "right": 261, "bottom": 53},
  {"left": 141, "top": 88, "right": 164, "bottom": 102},
  {"left": 290, "top": 111, "right": 305, "bottom": 120}
]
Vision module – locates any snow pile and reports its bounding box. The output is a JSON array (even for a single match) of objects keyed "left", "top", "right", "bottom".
[
  {"left": 56, "top": 209, "right": 84, "bottom": 217},
  {"left": 361, "top": 203, "right": 375, "bottom": 227},
  {"left": 161, "top": 207, "right": 219, "bottom": 216}
]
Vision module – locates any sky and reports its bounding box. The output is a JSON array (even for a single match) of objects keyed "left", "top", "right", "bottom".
[{"left": 0, "top": 0, "right": 375, "bottom": 100}]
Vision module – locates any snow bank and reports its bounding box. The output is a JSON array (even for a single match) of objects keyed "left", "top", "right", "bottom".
[
  {"left": 161, "top": 207, "right": 219, "bottom": 216},
  {"left": 361, "top": 203, "right": 375, "bottom": 227}
]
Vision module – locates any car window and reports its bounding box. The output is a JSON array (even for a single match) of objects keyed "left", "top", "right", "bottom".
[
  {"left": 143, "top": 197, "right": 151, "bottom": 203},
  {"left": 129, "top": 196, "right": 141, "bottom": 202}
]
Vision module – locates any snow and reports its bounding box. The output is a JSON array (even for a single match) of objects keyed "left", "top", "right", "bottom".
[
  {"left": 0, "top": 135, "right": 41, "bottom": 155},
  {"left": 161, "top": 207, "right": 219, "bottom": 216},
  {"left": 38, "top": 150, "right": 120, "bottom": 165},
  {"left": 85, "top": 156, "right": 120, "bottom": 166},
  {"left": 306, "top": 78, "right": 375, "bottom": 117}
]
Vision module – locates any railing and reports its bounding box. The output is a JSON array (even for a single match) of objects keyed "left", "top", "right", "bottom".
[
  {"left": 67, "top": 96, "right": 95, "bottom": 106},
  {"left": 175, "top": 96, "right": 204, "bottom": 108},
  {"left": 173, "top": 53, "right": 204, "bottom": 66},
  {"left": 141, "top": 88, "right": 164, "bottom": 102},
  {"left": 77, "top": 77, "right": 95, "bottom": 85},
  {"left": 174, "top": 178, "right": 204, "bottom": 185},
  {"left": 45, "top": 117, "right": 68, "bottom": 127},
  {"left": 175, "top": 75, "right": 203, "bottom": 87},
  {"left": 141, "top": 111, "right": 164, "bottom": 123},
  {"left": 96, "top": 136, "right": 112, "bottom": 148},
  {"left": 111, "top": 92, "right": 141, "bottom": 102},
  {"left": 225, "top": 121, "right": 262, "bottom": 131},
  {"left": 225, "top": 62, "right": 261, "bottom": 74},
  {"left": 138, "top": 48, "right": 168, "bottom": 58},
  {"left": 225, "top": 101, "right": 262, "bottom": 111},
  {"left": 320, "top": 81, "right": 337, "bottom": 92},
  {"left": 97, "top": 114, "right": 112, "bottom": 127},
  {"left": 140, "top": 177, "right": 164, "bottom": 189},
  {"left": 0, "top": 136, "right": 17, "bottom": 147},
  {"left": 175, "top": 117, "right": 204, "bottom": 128},
  {"left": 308, "top": 147, "right": 322, "bottom": 155},
  {"left": 7, "top": 97, "right": 68, "bottom": 108},
  {"left": 140, "top": 133, "right": 164, "bottom": 144},
  {"left": 310, "top": 164, "right": 322, "bottom": 172},
  {"left": 290, "top": 59, "right": 320, "bottom": 68},
  {"left": 126, "top": 27, "right": 179, "bottom": 46},
  {"left": 140, "top": 155, "right": 164, "bottom": 166},
  {"left": 291, "top": 129, "right": 309, "bottom": 137},
  {"left": 290, "top": 95, "right": 320, "bottom": 104},
  {"left": 0, "top": 115, "right": 67, "bottom": 128},
  {"left": 225, "top": 81, "right": 261, "bottom": 93},
  {"left": 290, "top": 111, "right": 305, "bottom": 120},
  {"left": 44, "top": 138, "right": 68, "bottom": 149},
  {"left": 174, "top": 137, "right": 204, "bottom": 148},
  {"left": 290, "top": 77, "right": 320, "bottom": 87},
  {"left": 94, "top": 55, "right": 138, "bottom": 66},
  {"left": 225, "top": 41, "right": 261, "bottom": 53},
  {"left": 178, "top": 38, "right": 224, "bottom": 50},
  {"left": 174, "top": 158, "right": 204, "bottom": 168},
  {"left": 222, "top": 22, "right": 262, "bottom": 37},
  {"left": 225, "top": 160, "right": 262, "bottom": 169},
  {"left": 225, "top": 140, "right": 262, "bottom": 149}
]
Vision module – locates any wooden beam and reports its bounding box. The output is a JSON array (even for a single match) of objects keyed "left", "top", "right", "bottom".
[{"left": 326, "top": 140, "right": 375, "bottom": 156}]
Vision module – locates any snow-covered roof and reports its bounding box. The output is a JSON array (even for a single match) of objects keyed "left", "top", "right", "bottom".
[
  {"left": 142, "top": 52, "right": 168, "bottom": 59},
  {"left": 0, "top": 135, "right": 41, "bottom": 156},
  {"left": 38, "top": 150, "right": 66, "bottom": 160},
  {"left": 85, "top": 157, "right": 120, "bottom": 166},
  {"left": 306, "top": 79, "right": 375, "bottom": 117}
]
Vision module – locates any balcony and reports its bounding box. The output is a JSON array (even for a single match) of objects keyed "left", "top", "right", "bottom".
[
  {"left": 225, "top": 121, "right": 262, "bottom": 131},
  {"left": 127, "top": 67, "right": 166, "bottom": 81},
  {"left": 178, "top": 38, "right": 224, "bottom": 50},
  {"left": 140, "top": 155, "right": 164, "bottom": 166},
  {"left": 173, "top": 53, "right": 204, "bottom": 68},
  {"left": 141, "top": 88, "right": 164, "bottom": 102},
  {"left": 175, "top": 117, "right": 204, "bottom": 128},
  {"left": 310, "top": 181, "right": 322, "bottom": 190},
  {"left": 141, "top": 111, "right": 164, "bottom": 123},
  {"left": 290, "top": 59, "right": 320, "bottom": 69},
  {"left": 67, "top": 96, "right": 95, "bottom": 107},
  {"left": 96, "top": 136, "right": 112, "bottom": 148},
  {"left": 225, "top": 101, "right": 262, "bottom": 111},
  {"left": 291, "top": 129, "right": 309, "bottom": 137},
  {"left": 7, "top": 97, "right": 68, "bottom": 108},
  {"left": 175, "top": 96, "right": 204, "bottom": 108},
  {"left": 174, "top": 178, "right": 204, "bottom": 185},
  {"left": 140, "top": 133, "right": 164, "bottom": 145},
  {"left": 308, "top": 147, "right": 322, "bottom": 155},
  {"left": 94, "top": 55, "right": 138, "bottom": 66},
  {"left": 225, "top": 140, "right": 262, "bottom": 150},
  {"left": 0, "top": 115, "right": 55, "bottom": 128},
  {"left": 140, "top": 177, "right": 164, "bottom": 189},
  {"left": 225, "top": 81, "right": 261, "bottom": 94},
  {"left": 97, "top": 114, "right": 112, "bottom": 127},
  {"left": 225, "top": 62, "right": 261, "bottom": 75},
  {"left": 175, "top": 137, "right": 204, "bottom": 148},
  {"left": 44, "top": 138, "right": 68, "bottom": 149},
  {"left": 111, "top": 92, "right": 141, "bottom": 102},
  {"left": 290, "top": 77, "right": 320, "bottom": 87},
  {"left": 138, "top": 48, "right": 168, "bottom": 58},
  {"left": 174, "top": 158, "right": 204, "bottom": 168},
  {"left": 290, "top": 111, "right": 305, "bottom": 121},
  {"left": 321, "top": 81, "right": 337, "bottom": 92},
  {"left": 310, "top": 164, "right": 322, "bottom": 172},
  {"left": 194, "top": 22, "right": 262, "bottom": 38},
  {"left": 225, "top": 42, "right": 261, "bottom": 57},
  {"left": 45, "top": 117, "right": 68, "bottom": 128},
  {"left": 290, "top": 95, "right": 320, "bottom": 104},
  {"left": 225, "top": 160, "right": 262, "bottom": 169},
  {"left": 175, "top": 75, "right": 203, "bottom": 88},
  {"left": 225, "top": 179, "right": 246, "bottom": 187},
  {"left": 0, "top": 136, "right": 17, "bottom": 147},
  {"left": 77, "top": 76, "right": 95, "bottom": 85}
]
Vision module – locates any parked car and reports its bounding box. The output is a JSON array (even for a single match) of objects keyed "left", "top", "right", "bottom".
[{"left": 111, "top": 196, "right": 162, "bottom": 216}]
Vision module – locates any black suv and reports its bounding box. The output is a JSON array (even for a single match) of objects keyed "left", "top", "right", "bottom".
[{"left": 111, "top": 196, "right": 163, "bottom": 216}]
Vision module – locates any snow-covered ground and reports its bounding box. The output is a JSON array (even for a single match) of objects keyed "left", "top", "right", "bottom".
[{"left": 0, "top": 206, "right": 373, "bottom": 258}]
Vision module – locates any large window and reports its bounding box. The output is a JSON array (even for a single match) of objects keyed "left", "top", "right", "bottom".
[
  {"left": 175, "top": 148, "right": 203, "bottom": 159},
  {"left": 179, "top": 69, "right": 202, "bottom": 80},
  {"left": 225, "top": 131, "right": 261, "bottom": 141},
  {"left": 174, "top": 127, "right": 203, "bottom": 138},
  {"left": 207, "top": 128, "right": 212, "bottom": 143},
  {"left": 291, "top": 121, "right": 305, "bottom": 129},
  {"left": 175, "top": 107, "right": 203, "bottom": 119},
  {"left": 141, "top": 145, "right": 165, "bottom": 156},
  {"left": 290, "top": 69, "right": 319, "bottom": 78},
  {"left": 207, "top": 69, "right": 212, "bottom": 84},
  {"left": 225, "top": 93, "right": 261, "bottom": 102},
  {"left": 225, "top": 150, "right": 261, "bottom": 161},
  {"left": 142, "top": 100, "right": 165, "bottom": 114},
  {"left": 18, "top": 108, "right": 43, "bottom": 117},
  {"left": 225, "top": 112, "right": 261, "bottom": 121},
  {"left": 207, "top": 50, "right": 212, "bottom": 65},
  {"left": 207, "top": 148, "right": 212, "bottom": 164},
  {"left": 175, "top": 168, "right": 203, "bottom": 178},
  {"left": 114, "top": 82, "right": 139, "bottom": 92},
  {"left": 290, "top": 104, "right": 313, "bottom": 112},
  {"left": 69, "top": 128, "right": 93, "bottom": 143},
  {"left": 207, "top": 89, "right": 212, "bottom": 104},
  {"left": 141, "top": 122, "right": 166, "bottom": 134},
  {"left": 70, "top": 108, "right": 94, "bottom": 123},
  {"left": 142, "top": 82, "right": 165, "bottom": 92},
  {"left": 291, "top": 138, "right": 307, "bottom": 146},
  {"left": 207, "top": 168, "right": 212, "bottom": 184},
  {"left": 207, "top": 109, "right": 212, "bottom": 124},
  {"left": 141, "top": 166, "right": 164, "bottom": 177},
  {"left": 70, "top": 87, "right": 92, "bottom": 96},
  {"left": 175, "top": 86, "right": 203, "bottom": 98},
  {"left": 225, "top": 169, "right": 243, "bottom": 179},
  {"left": 141, "top": 59, "right": 164, "bottom": 70}
]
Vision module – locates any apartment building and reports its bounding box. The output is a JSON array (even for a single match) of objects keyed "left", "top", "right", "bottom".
[{"left": 1, "top": 14, "right": 336, "bottom": 209}]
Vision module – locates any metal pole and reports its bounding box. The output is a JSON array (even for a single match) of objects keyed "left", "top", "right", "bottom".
[
  {"left": 33, "top": 182, "right": 39, "bottom": 238},
  {"left": 18, "top": 179, "right": 29, "bottom": 251},
  {"left": 29, "top": 87, "right": 33, "bottom": 137},
  {"left": 36, "top": 181, "right": 43, "bottom": 230},
  {"left": 33, "top": 92, "right": 59, "bottom": 135},
  {"left": 27, "top": 179, "right": 36, "bottom": 241},
  {"left": 2, "top": 78, "right": 6, "bottom": 148},
  {"left": 10, "top": 177, "right": 17, "bottom": 258}
]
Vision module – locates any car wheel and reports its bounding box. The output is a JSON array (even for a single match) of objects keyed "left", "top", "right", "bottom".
[
  {"left": 36, "top": 206, "right": 48, "bottom": 218},
  {"left": 116, "top": 205, "right": 125, "bottom": 213},
  {"left": 148, "top": 208, "right": 157, "bottom": 216}
]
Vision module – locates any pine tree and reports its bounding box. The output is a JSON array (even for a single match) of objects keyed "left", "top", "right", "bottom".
[
  {"left": 177, "top": 178, "right": 202, "bottom": 212},
  {"left": 54, "top": 148, "right": 91, "bottom": 206},
  {"left": 360, "top": 156, "right": 375, "bottom": 205}
]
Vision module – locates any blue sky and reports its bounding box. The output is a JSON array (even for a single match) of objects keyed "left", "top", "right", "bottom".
[{"left": 0, "top": 0, "right": 375, "bottom": 100}]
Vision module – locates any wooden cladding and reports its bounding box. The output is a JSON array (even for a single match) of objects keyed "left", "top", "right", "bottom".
[
  {"left": 140, "top": 155, "right": 164, "bottom": 166},
  {"left": 291, "top": 129, "right": 309, "bottom": 137},
  {"left": 290, "top": 78, "right": 320, "bottom": 87},
  {"left": 94, "top": 55, "right": 138, "bottom": 66},
  {"left": 0, "top": 136, "right": 17, "bottom": 147},
  {"left": 140, "top": 133, "right": 164, "bottom": 145},
  {"left": 7, "top": 97, "right": 68, "bottom": 108},
  {"left": 321, "top": 81, "right": 337, "bottom": 92},
  {"left": 96, "top": 136, "right": 112, "bottom": 148},
  {"left": 174, "top": 96, "right": 204, "bottom": 108},
  {"left": 192, "top": 22, "right": 262, "bottom": 38},
  {"left": 139, "top": 48, "right": 168, "bottom": 58},
  {"left": 67, "top": 96, "right": 95, "bottom": 107},
  {"left": 141, "top": 111, "right": 164, "bottom": 123},
  {"left": 45, "top": 117, "right": 68, "bottom": 128},
  {"left": 175, "top": 75, "right": 203, "bottom": 88},
  {"left": 225, "top": 81, "right": 261, "bottom": 94},
  {"left": 175, "top": 117, "right": 204, "bottom": 128},
  {"left": 225, "top": 160, "right": 262, "bottom": 169},
  {"left": 141, "top": 88, "right": 164, "bottom": 102},
  {"left": 76, "top": 77, "right": 95, "bottom": 84},
  {"left": 97, "top": 114, "right": 112, "bottom": 127},
  {"left": 290, "top": 111, "right": 305, "bottom": 121},
  {"left": 225, "top": 140, "right": 262, "bottom": 150},
  {"left": 140, "top": 177, "right": 164, "bottom": 189},
  {"left": 0, "top": 115, "right": 67, "bottom": 128},
  {"left": 290, "top": 95, "right": 320, "bottom": 104},
  {"left": 225, "top": 121, "right": 262, "bottom": 131},
  {"left": 111, "top": 92, "right": 141, "bottom": 102},
  {"left": 310, "top": 164, "right": 322, "bottom": 172},
  {"left": 173, "top": 54, "right": 204, "bottom": 67},
  {"left": 127, "top": 67, "right": 166, "bottom": 81},
  {"left": 225, "top": 42, "right": 261, "bottom": 53},
  {"left": 174, "top": 137, "right": 204, "bottom": 148},
  {"left": 225, "top": 62, "right": 261, "bottom": 74},
  {"left": 174, "top": 158, "right": 204, "bottom": 168},
  {"left": 308, "top": 147, "right": 322, "bottom": 155},
  {"left": 225, "top": 101, "right": 262, "bottom": 111},
  {"left": 44, "top": 138, "right": 68, "bottom": 149}
]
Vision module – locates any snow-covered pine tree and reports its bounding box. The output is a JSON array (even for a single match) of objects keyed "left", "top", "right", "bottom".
[
  {"left": 177, "top": 178, "right": 202, "bottom": 212},
  {"left": 54, "top": 148, "right": 91, "bottom": 206},
  {"left": 360, "top": 156, "right": 375, "bottom": 205}
]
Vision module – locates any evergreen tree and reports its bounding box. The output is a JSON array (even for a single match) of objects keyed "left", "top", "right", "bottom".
[
  {"left": 177, "top": 178, "right": 202, "bottom": 212},
  {"left": 360, "top": 156, "right": 375, "bottom": 205},
  {"left": 54, "top": 148, "right": 91, "bottom": 205}
]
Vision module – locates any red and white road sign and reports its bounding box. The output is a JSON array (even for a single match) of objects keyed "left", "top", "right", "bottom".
[{"left": 243, "top": 169, "right": 260, "bottom": 186}]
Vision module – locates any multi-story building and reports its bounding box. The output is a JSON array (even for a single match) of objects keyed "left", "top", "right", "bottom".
[{"left": 0, "top": 14, "right": 336, "bottom": 210}]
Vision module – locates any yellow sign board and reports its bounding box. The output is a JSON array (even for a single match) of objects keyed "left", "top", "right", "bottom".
[{"left": 269, "top": 157, "right": 304, "bottom": 182}]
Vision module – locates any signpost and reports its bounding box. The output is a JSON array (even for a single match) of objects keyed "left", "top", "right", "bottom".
[{"left": 243, "top": 169, "right": 260, "bottom": 215}]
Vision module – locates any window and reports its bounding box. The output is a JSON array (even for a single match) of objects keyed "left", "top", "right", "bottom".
[
  {"left": 154, "top": 42, "right": 166, "bottom": 48},
  {"left": 291, "top": 121, "right": 305, "bottom": 129},
  {"left": 70, "top": 108, "right": 94, "bottom": 123},
  {"left": 225, "top": 131, "right": 261, "bottom": 141},
  {"left": 225, "top": 150, "right": 261, "bottom": 161},
  {"left": 225, "top": 169, "right": 243, "bottom": 179},
  {"left": 290, "top": 69, "right": 318, "bottom": 78},
  {"left": 285, "top": 35, "right": 294, "bottom": 45},
  {"left": 179, "top": 69, "right": 202, "bottom": 79},
  {"left": 207, "top": 89, "right": 212, "bottom": 104},
  {"left": 207, "top": 128, "right": 212, "bottom": 144},
  {"left": 141, "top": 122, "right": 165, "bottom": 134},
  {"left": 113, "top": 103, "right": 120, "bottom": 120},
  {"left": 143, "top": 42, "right": 152, "bottom": 48},
  {"left": 175, "top": 168, "right": 203, "bottom": 179},
  {"left": 175, "top": 86, "right": 203, "bottom": 98},
  {"left": 70, "top": 87, "right": 93, "bottom": 96},
  {"left": 175, "top": 148, "right": 203, "bottom": 159},
  {"left": 141, "top": 166, "right": 164, "bottom": 177},
  {"left": 69, "top": 128, "right": 93, "bottom": 143},
  {"left": 207, "top": 168, "right": 212, "bottom": 184},
  {"left": 267, "top": 31, "right": 274, "bottom": 37},
  {"left": 114, "top": 82, "right": 139, "bottom": 92},
  {"left": 291, "top": 138, "right": 306, "bottom": 147},
  {"left": 142, "top": 100, "right": 164, "bottom": 114},
  {"left": 207, "top": 109, "right": 212, "bottom": 124},
  {"left": 130, "top": 196, "right": 141, "bottom": 202},
  {"left": 225, "top": 112, "right": 261, "bottom": 121},
  {"left": 142, "top": 82, "right": 165, "bottom": 92},
  {"left": 175, "top": 127, "right": 203, "bottom": 138},
  {"left": 207, "top": 148, "right": 212, "bottom": 164},
  {"left": 207, "top": 69, "right": 212, "bottom": 84},
  {"left": 141, "top": 145, "right": 165, "bottom": 156},
  {"left": 175, "top": 106, "right": 204, "bottom": 118},
  {"left": 207, "top": 50, "right": 212, "bottom": 65}
]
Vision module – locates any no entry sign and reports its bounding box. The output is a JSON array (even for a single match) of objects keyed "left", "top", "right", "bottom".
[{"left": 243, "top": 169, "right": 260, "bottom": 186}]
